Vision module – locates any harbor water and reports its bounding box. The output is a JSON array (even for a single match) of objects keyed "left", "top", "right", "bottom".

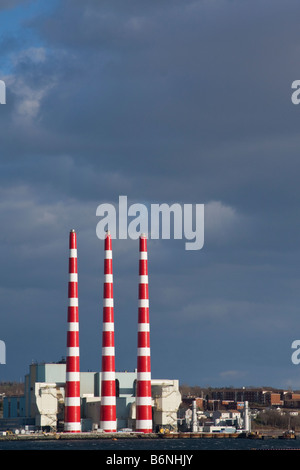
[{"left": 1, "top": 436, "right": 300, "bottom": 450}]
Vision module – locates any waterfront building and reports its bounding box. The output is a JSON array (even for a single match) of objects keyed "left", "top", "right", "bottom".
[{"left": 2, "top": 362, "right": 181, "bottom": 433}]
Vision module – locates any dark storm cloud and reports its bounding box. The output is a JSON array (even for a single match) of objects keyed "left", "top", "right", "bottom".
[
  {"left": 4, "top": 0, "right": 299, "bottom": 248},
  {"left": 18, "top": 0, "right": 300, "bottom": 205}
]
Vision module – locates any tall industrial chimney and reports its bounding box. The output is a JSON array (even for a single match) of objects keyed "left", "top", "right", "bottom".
[
  {"left": 100, "top": 231, "right": 117, "bottom": 432},
  {"left": 135, "top": 234, "right": 152, "bottom": 433},
  {"left": 244, "top": 401, "right": 250, "bottom": 432},
  {"left": 64, "top": 229, "right": 81, "bottom": 432}
]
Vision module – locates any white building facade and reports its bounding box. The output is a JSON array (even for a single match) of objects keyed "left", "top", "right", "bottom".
[{"left": 3, "top": 363, "right": 181, "bottom": 433}]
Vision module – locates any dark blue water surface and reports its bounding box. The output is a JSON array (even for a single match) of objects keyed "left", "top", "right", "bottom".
[{"left": 0, "top": 437, "right": 299, "bottom": 451}]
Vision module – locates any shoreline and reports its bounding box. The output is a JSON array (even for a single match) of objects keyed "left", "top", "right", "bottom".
[{"left": 0, "top": 430, "right": 296, "bottom": 442}]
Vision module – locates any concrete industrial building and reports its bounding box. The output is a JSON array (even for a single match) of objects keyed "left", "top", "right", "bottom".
[{"left": 2, "top": 362, "right": 181, "bottom": 433}]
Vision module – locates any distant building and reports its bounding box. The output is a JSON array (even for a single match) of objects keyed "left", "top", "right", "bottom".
[
  {"left": 212, "top": 409, "right": 242, "bottom": 428},
  {"left": 198, "top": 388, "right": 291, "bottom": 408}
]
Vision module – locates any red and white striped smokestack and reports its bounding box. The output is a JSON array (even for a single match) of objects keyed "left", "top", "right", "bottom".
[
  {"left": 100, "top": 231, "right": 117, "bottom": 432},
  {"left": 64, "top": 229, "right": 81, "bottom": 432},
  {"left": 136, "top": 233, "right": 152, "bottom": 433}
]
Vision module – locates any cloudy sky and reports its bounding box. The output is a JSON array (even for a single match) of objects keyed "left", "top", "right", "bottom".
[{"left": 1, "top": 0, "right": 300, "bottom": 390}]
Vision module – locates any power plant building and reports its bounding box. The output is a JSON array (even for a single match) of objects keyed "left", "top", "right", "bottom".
[
  {"left": 3, "top": 362, "right": 181, "bottom": 432},
  {"left": 3, "top": 230, "right": 182, "bottom": 433}
]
